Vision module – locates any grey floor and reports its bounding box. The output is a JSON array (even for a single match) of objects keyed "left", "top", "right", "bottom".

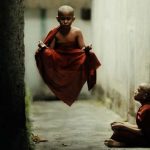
[{"left": 31, "top": 100, "right": 150, "bottom": 150}]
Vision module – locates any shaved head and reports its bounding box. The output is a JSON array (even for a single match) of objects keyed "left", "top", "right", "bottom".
[
  {"left": 139, "top": 83, "right": 150, "bottom": 94},
  {"left": 58, "top": 5, "right": 74, "bottom": 16}
]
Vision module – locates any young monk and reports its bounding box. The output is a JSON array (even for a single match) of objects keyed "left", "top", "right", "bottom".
[
  {"left": 104, "top": 83, "right": 150, "bottom": 147},
  {"left": 35, "top": 5, "right": 101, "bottom": 106}
]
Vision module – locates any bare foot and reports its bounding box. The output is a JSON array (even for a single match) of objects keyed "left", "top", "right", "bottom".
[{"left": 104, "top": 139, "right": 126, "bottom": 147}]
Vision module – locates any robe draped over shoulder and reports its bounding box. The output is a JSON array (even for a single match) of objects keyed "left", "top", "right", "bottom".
[{"left": 35, "top": 26, "right": 101, "bottom": 106}]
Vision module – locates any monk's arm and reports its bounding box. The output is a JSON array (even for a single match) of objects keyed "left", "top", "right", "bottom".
[
  {"left": 76, "top": 30, "right": 85, "bottom": 49},
  {"left": 111, "top": 121, "right": 138, "bottom": 128},
  {"left": 111, "top": 122, "right": 142, "bottom": 135},
  {"left": 76, "top": 30, "right": 92, "bottom": 52}
]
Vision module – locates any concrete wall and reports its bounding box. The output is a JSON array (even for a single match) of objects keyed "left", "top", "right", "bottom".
[
  {"left": 92, "top": 0, "right": 150, "bottom": 120},
  {"left": 24, "top": 1, "right": 92, "bottom": 99}
]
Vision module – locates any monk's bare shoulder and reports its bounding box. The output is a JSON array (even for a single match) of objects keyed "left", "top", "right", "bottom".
[{"left": 71, "top": 26, "right": 83, "bottom": 36}]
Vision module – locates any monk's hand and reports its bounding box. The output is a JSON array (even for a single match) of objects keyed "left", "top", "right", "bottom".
[
  {"left": 111, "top": 124, "right": 125, "bottom": 131},
  {"left": 82, "top": 44, "right": 92, "bottom": 53},
  {"left": 111, "top": 121, "right": 124, "bottom": 126},
  {"left": 38, "top": 41, "right": 48, "bottom": 50}
]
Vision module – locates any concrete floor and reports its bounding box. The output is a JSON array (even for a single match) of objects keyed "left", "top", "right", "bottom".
[{"left": 31, "top": 100, "right": 150, "bottom": 150}]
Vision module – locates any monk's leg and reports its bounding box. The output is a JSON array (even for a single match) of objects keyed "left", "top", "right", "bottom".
[{"left": 111, "top": 130, "right": 147, "bottom": 147}]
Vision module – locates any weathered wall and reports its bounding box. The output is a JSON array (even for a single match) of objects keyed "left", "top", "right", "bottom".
[
  {"left": 24, "top": 1, "right": 92, "bottom": 99},
  {"left": 92, "top": 0, "right": 150, "bottom": 120},
  {"left": 0, "top": 0, "right": 29, "bottom": 149},
  {"left": 25, "top": 0, "right": 91, "bottom": 9}
]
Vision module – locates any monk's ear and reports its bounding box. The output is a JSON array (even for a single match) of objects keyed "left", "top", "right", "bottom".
[
  {"left": 73, "top": 16, "right": 75, "bottom": 21},
  {"left": 56, "top": 16, "right": 60, "bottom": 22}
]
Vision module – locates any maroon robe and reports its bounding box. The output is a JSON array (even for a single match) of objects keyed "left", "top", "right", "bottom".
[
  {"left": 35, "top": 26, "right": 101, "bottom": 106},
  {"left": 136, "top": 103, "right": 150, "bottom": 141}
]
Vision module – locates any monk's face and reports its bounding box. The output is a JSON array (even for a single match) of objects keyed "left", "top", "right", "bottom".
[
  {"left": 134, "top": 85, "right": 147, "bottom": 103},
  {"left": 57, "top": 11, "right": 75, "bottom": 28}
]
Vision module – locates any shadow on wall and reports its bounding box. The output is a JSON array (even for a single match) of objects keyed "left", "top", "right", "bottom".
[
  {"left": 33, "top": 90, "right": 94, "bottom": 101},
  {"left": 106, "top": 89, "right": 130, "bottom": 119},
  {"left": 92, "top": 84, "right": 105, "bottom": 100},
  {"left": 33, "top": 95, "right": 59, "bottom": 101}
]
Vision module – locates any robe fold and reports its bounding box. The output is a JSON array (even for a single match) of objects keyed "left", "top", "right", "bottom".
[{"left": 35, "top": 26, "right": 101, "bottom": 106}]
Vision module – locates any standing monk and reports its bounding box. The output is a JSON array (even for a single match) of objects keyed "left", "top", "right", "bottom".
[{"left": 35, "top": 5, "right": 101, "bottom": 106}]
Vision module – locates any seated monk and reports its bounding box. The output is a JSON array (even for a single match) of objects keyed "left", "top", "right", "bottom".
[
  {"left": 35, "top": 5, "right": 101, "bottom": 106},
  {"left": 104, "top": 83, "right": 150, "bottom": 147}
]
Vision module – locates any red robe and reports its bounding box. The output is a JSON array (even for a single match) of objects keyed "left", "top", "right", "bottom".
[
  {"left": 35, "top": 26, "right": 101, "bottom": 106},
  {"left": 136, "top": 103, "right": 150, "bottom": 141}
]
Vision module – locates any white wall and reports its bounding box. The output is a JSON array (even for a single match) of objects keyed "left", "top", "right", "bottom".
[{"left": 92, "top": 0, "right": 150, "bottom": 118}]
